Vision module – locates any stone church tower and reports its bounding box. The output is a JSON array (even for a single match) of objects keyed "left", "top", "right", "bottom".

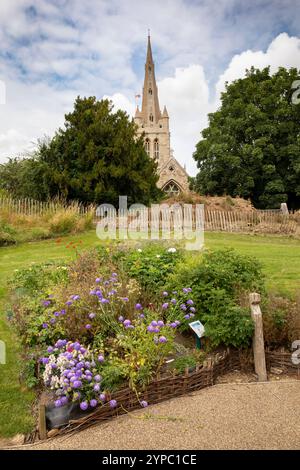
[{"left": 134, "top": 35, "right": 189, "bottom": 195}]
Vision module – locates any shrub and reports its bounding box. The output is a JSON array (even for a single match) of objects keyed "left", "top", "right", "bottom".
[
  {"left": 0, "top": 221, "right": 17, "bottom": 246},
  {"left": 166, "top": 249, "right": 265, "bottom": 348},
  {"left": 263, "top": 293, "right": 300, "bottom": 347},
  {"left": 48, "top": 209, "right": 79, "bottom": 235},
  {"left": 123, "top": 243, "right": 183, "bottom": 296}
]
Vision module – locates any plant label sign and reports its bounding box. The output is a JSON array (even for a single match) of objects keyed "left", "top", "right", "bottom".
[{"left": 189, "top": 320, "right": 205, "bottom": 338}]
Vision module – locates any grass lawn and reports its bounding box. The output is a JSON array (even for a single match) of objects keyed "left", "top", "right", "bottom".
[{"left": 0, "top": 229, "right": 299, "bottom": 437}]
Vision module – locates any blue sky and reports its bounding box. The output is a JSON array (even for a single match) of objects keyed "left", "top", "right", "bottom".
[{"left": 0, "top": 0, "right": 300, "bottom": 175}]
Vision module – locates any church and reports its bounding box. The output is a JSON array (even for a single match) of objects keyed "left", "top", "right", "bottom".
[{"left": 134, "top": 35, "right": 190, "bottom": 195}]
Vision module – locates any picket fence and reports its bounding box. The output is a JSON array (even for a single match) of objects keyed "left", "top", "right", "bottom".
[
  {"left": 0, "top": 196, "right": 298, "bottom": 234},
  {"left": 0, "top": 195, "right": 91, "bottom": 216}
]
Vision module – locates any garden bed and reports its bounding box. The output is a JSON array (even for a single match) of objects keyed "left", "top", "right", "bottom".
[{"left": 36, "top": 348, "right": 300, "bottom": 440}]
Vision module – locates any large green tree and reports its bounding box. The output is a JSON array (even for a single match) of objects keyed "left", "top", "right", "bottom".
[
  {"left": 0, "top": 97, "right": 161, "bottom": 205},
  {"left": 193, "top": 67, "right": 300, "bottom": 209}
]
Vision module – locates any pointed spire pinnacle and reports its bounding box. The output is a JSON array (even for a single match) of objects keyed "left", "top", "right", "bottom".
[
  {"left": 162, "top": 105, "right": 169, "bottom": 118},
  {"left": 146, "top": 31, "right": 153, "bottom": 65}
]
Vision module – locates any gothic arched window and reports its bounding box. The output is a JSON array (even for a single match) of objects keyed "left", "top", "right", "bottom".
[
  {"left": 145, "top": 138, "right": 150, "bottom": 156},
  {"left": 148, "top": 88, "right": 152, "bottom": 95},
  {"left": 163, "top": 181, "right": 181, "bottom": 196},
  {"left": 149, "top": 114, "right": 153, "bottom": 122},
  {"left": 154, "top": 138, "right": 159, "bottom": 159}
]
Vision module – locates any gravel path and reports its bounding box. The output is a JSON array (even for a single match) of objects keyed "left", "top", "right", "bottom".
[{"left": 11, "top": 381, "right": 300, "bottom": 450}]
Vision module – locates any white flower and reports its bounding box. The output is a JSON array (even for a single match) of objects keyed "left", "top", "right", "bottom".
[
  {"left": 156, "top": 254, "right": 161, "bottom": 258},
  {"left": 167, "top": 247, "right": 177, "bottom": 253},
  {"left": 137, "top": 248, "right": 142, "bottom": 253}
]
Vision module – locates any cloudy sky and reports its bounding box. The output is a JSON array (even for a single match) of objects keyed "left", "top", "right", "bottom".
[{"left": 0, "top": 0, "right": 300, "bottom": 175}]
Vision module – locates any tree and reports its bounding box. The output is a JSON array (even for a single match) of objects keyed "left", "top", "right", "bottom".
[
  {"left": 0, "top": 97, "right": 161, "bottom": 205},
  {"left": 0, "top": 155, "right": 51, "bottom": 200},
  {"left": 193, "top": 67, "right": 300, "bottom": 209}
]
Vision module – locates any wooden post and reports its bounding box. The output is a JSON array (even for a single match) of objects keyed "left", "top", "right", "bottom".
[
  {"left": 249, "top": 293, "right": 267, "bottom": 382},
  {"left": 38, "top": 404, "right": 47, "bottom": 440}
]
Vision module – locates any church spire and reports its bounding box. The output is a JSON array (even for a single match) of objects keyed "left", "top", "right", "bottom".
[{"left": 141, "top": 33, "right": 161, "bottom": 124}]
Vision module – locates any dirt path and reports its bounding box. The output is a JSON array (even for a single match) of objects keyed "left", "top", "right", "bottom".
[{"left": 9, "top": 380, "right": 300, "bottom": 450}]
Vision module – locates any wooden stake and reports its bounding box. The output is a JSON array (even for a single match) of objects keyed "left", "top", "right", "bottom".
[
  {"left": 249, "top": 293, "right": 268, "bottom": 382},
  {"left": 38, "top": 404, "right": 47, "bottom": 440}
]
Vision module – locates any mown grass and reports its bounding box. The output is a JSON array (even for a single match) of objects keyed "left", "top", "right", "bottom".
[{"left": 0, "top": 229, "right": 299, "bottom": 437}]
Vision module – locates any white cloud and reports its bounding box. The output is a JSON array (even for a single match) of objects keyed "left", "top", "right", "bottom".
[{"left": 216, "top": 33, "right": 300, "bottom": 97}]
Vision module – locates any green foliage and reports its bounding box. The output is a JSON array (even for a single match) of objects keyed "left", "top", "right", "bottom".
[
  {"left": 20, "top": 358, "right": 39, "bottom": 389},
  {"left": 123, "top": 244, "right": 183, "bottom": 295},
  {"left": 193, "top": 67, "right": 300, "bottom": 209},
  {"left": 167, "top": 249, "right": 265, "bottom": 348},
  {"left": 0, "top": 221, "right": 17, "bottom": 246},
  {"left": 170, "top": 355, "right": 197, "bottom": 374},
  {"left": 9, "top": 262, "right": 69, "bottom": 297},
  {"left": 263, "top": 293, "right": 300, "bottom": 346}
]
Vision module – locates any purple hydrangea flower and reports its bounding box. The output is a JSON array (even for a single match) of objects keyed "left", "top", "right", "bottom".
[
  {"left": 94, "top": 375, "right": 101, "bottom": 382},
  {"left": 89, "top": 313, "right": 96, "bottom": 319},
  {"left": 171, "top": 299, "right": 177, "bottom": 305},
  {"left": 140, "top": 400, "right": 148, "bottom": 408},
  {"left": 109, "top": 399, "right": 117, "bottom": 408},
  {"left": 60, "top": 396, "right": 68, "bottom": 406},
  {"left": 94, "top": 383, "right": 100, "bottom": 392},
  {"left": 121, "top": 297, "right": 129, "bottom": 302},
  {"left": 118, "top": 316, "right": 124, "bottom": 322},
  {"left": 42, "top": 300, "right": 51, "bottom": 307},
  {"left": 47, "top": 346, "right": 54, "bottom": 353},
  {"left": 54, "top": 311, "right": 60, "bottom": 317},
  {"left": 99, "top": 393, "right": 106, "bottom": 402},
  {"left": 125, "top": 324, "right": 135, "bottom": 329},
  {"left": 162, "top": 291, "right": 168, "bottom": 297},
  {"left": 184, "top": 314, "right": 190, "bottom": 320},
  {"left": 159, "top": 336, "right": 167, "bottom": 343},
  {"left": 190, "top": 307, "right": 196, "bottom": 313},
  {"left": 42, "top": 323, "right": 48, "bottom": 329},
  {"left": 90, "top": 399, "right": 98, "bottom": 408},
  {"left": 66, "top": 301, "right": 73, "bottom": 306},
  {"left": 123, "top": 319, "right": 131, "bottom": 327},
  {"left": 162, "top": 303, "right": 169, "bottom": 309},
  {"left": 55, "top": 399, "right": 62, "bottom": 408},
  {"left": 182, "top": 288, "right": 189, "bottom": 294},
  {"left": 85, "top": 324, "right": 92, "bottom": 330},
  {"left": 139, "top": 313, "right": 145, "bottom": 319},
  {"left": 80, "top": 401, "right": 88, "bottom": 411},
  {"left": 50, "top": 318, "right": 56, "bottom": 324},
  {"left": 41, "top": 357, "right": 49, "bottom": 364},
  {"left": 98, "top": 355, "right": 104, "bottom": 363},
  {"left": 151, "top": 320, "right": 158, "bottom": 327},
  {"left": 72, "top": 295, "right": 80, "bottom": 301},
  {"left": 147, "top": 325, "right": 154, "bottom": 333},
  {"left": 95, "top": 277, "right": 102, "bottom": 283},
  {"left": 60, "top": 309, "right": 66, "bottom": 315},
  {"left": 135, "top": 303, "right": 143, "bottom": 310},
  {"left": 187, "top": 299, "right": 194, "bottom": 305},
  {"left": 157, "top": 320, "right": 164, "bottom": 327},
  {"left": 170, "top": 322, "right": 177, "bottom": 328},
  {"left": 73, "top": 380, "right": 82, "bottom": 388},
  {"left": 180, "top": 304, "right": 187, "bottom": 311}
]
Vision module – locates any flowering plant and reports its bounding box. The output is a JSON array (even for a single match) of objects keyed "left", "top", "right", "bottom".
[
  {"left": 40, "top": 339, "right": 111, "bottom": 411},
  {"left": 39, "top": 272, "right": 141, "bottom": 343}
]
